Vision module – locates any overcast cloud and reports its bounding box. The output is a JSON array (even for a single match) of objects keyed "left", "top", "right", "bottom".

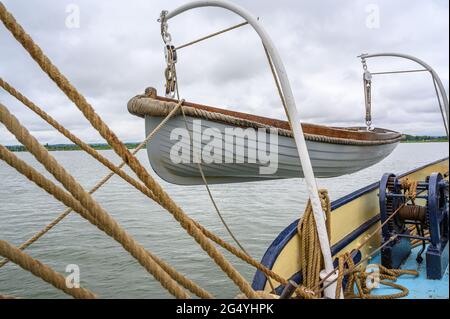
[{"left": 0, "top": 0, "right": 448, "bottom": 145}]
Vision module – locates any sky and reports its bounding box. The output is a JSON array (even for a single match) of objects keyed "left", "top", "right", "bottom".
[{"left": 0, "top": 0, "right": 448, "bottom": 145}]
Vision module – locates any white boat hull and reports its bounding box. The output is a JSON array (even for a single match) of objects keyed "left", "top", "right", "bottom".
[{"left": 145, "top": 115, "right": 399, "bottom": 185}]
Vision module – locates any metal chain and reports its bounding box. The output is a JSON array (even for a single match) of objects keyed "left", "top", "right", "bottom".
[
  {"left": 164, "top": 46, "right": 177, "bottom": 98},
  {"left": 159, "top": 11, "right": 177, "bottom": 98},
  {"left": 361, "top": 57, "right": 368, "bottom": 71},
  {"left": 159, "top": 10, "right": 172, "bottom": 45}
]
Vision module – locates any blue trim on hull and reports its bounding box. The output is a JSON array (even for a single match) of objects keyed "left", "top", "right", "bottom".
[{"left": 252, "top": 157, "right": 449, "bottom": 291}]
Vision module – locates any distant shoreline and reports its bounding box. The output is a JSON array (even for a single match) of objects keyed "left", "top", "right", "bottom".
[
  {"left": 5, "top": 143, "right": 142, "bottom": 152},
  {"left": 402, "top": 135, "right": 448, "bottom": 144},
  {"left": 401, "top": 140, "right": 448, "bottom": 143},
  {"left": 4, "top": 137, "right": 448, "bottom": 152}
]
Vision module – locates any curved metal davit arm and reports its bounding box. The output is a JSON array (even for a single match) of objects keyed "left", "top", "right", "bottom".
[
  {"left": 164, "top": 0, "right": 337, "bottom": 296},
  {"left": 362, "top": 52, "right": 449, "bottom": 139}
]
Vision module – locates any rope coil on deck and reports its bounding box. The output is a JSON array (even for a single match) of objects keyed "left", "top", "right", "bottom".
[{"left": 336, "top": 253, "right": 419, "bottom": 299}]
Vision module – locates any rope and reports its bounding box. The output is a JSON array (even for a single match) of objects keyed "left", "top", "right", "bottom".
[
  {"left": 175, "top": 22, "right": 249, "bottom": 51},
  {"left": 179, "top": 104, "right": 272, "bottom": 291},
  {"left": 336, "top": 252, "right": 418, "bottom": 299},
  {"left": 400, "top": 177, "right": 418, "bottom": 201},
  {"left": 0, "top": 98, "right": 279, "bottom": 299},
  {"left": 0, "top": 98, "right": 215, "bottom": 299},
  {"left": 191, "top": 218, "right": 316, "bottom": 299},
  {"left": 431, "top": 76, "right": 449, "bottom": 137},
  {"left": 335, "top": 255, "right": 346, "bottom": 299},
  {"left": 265, "top": 39, "right": 331, "bottom": 299},
  {"left": 171, "top": 46, "right": 279, "bottom": 294},
  {"left": 167, "top": 35, "right": 284, "bottom": 294},
  {"left": 0, "top": 142, "right": 199, "bottom": 299},
  {"left": 0, "top": 85, "right": 181, "bottom": 268},
  {"left": 0, "top": 84, "right": 213, "bottom": 297},
  {"left": 172, "top": 44, "right": 260, "bottom": 297},
  {"left": 316, "top": 235, "right": 418, "bottom": 298},
  {"left": 128, "top": 97, "right": 404, "bottom": 146},
  {"left": 179, "top": 106, "right": 250, "bottom": 255},
  {"left": 314, "top": 179, "right": 428, "bottom": 292},
  {"left": 0, "top": 77, "right": 159, "bottom": 207},
  {"left": 262, "top": 44, "right": 291, "bottom": 123},
  {"left": 0, "top": 207, "right": 70, "bottom": 268},
  {"left": 0, "top": 240, "right": 97, "bottom": 299},
  {"left": 0, "top": 3, "right": 258, "bottom": 298},
  {"left": 0, "top": 104, "right": 195, "bottom": 299},
  {"left": 0, "top": 89, "right": 279, "bottom": 298},
  {"left": 297, "top": 190, "right": 331, "bottom": 294},
  {"left": 318, "top": 236, "right": 398, "bottom": 295},
  {"left": 370, "top": 69, "right": 428, "bottom": 76}
]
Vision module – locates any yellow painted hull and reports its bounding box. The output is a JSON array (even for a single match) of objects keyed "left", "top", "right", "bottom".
[{"left": 252, "top": 158, "right": 449, "bottom": 293}]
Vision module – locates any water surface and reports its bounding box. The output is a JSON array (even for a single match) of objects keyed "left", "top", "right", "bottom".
[{"left": 0, "top": 143, "right": 448, "bottom": 298}]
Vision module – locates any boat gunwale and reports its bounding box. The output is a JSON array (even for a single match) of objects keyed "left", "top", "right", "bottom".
[{"left": 128, "top": 88, "right": 403, "bottom": 145}]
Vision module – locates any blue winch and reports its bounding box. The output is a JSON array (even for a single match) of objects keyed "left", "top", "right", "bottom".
[{"left": 379, "top": 172, "right": 449, "bottom": 279}]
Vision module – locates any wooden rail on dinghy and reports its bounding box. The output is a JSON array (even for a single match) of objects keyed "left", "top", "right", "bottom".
[{"left": 128, "top": 88, "right": 403, "bottom": 146}]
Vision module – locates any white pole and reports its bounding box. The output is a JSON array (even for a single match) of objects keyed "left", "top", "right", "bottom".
[
  {"left": 165, "top": 0, "right": 338, "bottom": 297},
  {"left": 362, "top": 53, "right": 449, "bottom": 138}
]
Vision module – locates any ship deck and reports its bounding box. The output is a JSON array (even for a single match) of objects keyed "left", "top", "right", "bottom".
[{"left": 368, "top": 245, "right": 449, "bottom": 299}]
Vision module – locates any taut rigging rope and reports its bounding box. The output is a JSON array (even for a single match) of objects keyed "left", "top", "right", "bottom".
[
  {"left": 0, "top": 240, "right": 97, "bottom": 299},
  {"left": 0, "top": 1, "right": 258, "bottom": 299},
  {"left": 0, "top": 102, "right": 194, "bottom": 299}
]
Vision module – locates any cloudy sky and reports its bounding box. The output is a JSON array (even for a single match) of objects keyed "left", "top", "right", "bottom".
[{"left": 0, "top": 0, "right": 448, "bottom": 145}]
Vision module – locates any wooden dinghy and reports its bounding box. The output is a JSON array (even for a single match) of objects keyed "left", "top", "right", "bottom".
[
  {"left": 252, "top": 158, "right": 449, "bottom": 298},
  {"left": 128, "top": 88, "right": 403, "bottom": 185}
]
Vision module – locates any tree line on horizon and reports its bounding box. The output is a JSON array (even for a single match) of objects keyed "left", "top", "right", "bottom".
[{"left": 4, "top": 135, "right": 448, "bottom": 152}]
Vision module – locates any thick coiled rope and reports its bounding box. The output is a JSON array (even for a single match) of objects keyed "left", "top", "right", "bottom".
[{"left": 297, "top": 190, "right": 331, "bottom": 294}]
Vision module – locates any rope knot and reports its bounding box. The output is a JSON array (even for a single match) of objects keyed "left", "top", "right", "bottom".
[{"left": 400, "top": 177, "right": 418, "bottom": 200}]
